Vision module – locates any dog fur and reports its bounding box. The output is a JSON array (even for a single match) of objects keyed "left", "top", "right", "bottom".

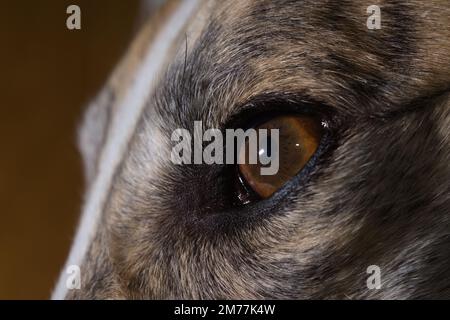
[{"left": 60, "top": 0, "right": 450, "bottom": 299}]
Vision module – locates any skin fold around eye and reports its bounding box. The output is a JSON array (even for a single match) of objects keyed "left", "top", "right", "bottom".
[{"left": 238, "top": 115, "right": 323, "bottom": 199}]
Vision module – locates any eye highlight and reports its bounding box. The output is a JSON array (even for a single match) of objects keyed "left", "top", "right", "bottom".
[{"left": 237, "top": 115, "right": 324, "bottom": 201}]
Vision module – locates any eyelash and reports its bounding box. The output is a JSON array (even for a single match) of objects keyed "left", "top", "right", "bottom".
[{"left": 225, "top": 94, "right": 339, "bottom": 132}]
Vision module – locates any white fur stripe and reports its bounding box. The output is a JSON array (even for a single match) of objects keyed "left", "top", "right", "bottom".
[{"left": 52, "top": 0, "right": 200, "bottom": 299}]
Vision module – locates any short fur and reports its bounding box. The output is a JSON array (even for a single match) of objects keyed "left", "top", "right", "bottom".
[{"left": 64, "top": 0, "right": 450, "bottom": 299}]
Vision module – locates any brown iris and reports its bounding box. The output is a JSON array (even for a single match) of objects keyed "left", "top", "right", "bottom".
[{"left": 238, "top": 115, "right": 323, "bottom": 199}]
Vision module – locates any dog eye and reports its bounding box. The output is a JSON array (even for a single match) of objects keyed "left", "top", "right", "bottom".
[{"left": 237, "top": 115, "right": 323, "bottom": 201}]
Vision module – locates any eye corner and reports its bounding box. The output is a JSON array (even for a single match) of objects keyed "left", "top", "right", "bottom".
[{"left": 234, "top": 167, "right": 260, "bottom": 206}]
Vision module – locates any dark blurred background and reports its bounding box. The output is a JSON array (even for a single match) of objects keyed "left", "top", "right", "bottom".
[{"left": 0, "top": 0, "right": 141, "bottom": 299}]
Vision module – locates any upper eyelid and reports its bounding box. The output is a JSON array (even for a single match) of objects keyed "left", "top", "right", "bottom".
[
  {"left": 225, "top": 84, "right": 450, "bottom": 124},
  {"left": 222, "top": 92, "right": 336, "bottom": 130}
]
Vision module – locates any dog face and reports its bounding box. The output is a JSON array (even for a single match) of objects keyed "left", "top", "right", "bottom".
[{"left": 57, "top": 0, "right": 450, "bottom": 299}]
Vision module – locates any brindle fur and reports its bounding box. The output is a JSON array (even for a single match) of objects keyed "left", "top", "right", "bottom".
[{"left": 66, "top": 0, "right": 450, "bottom": 299}]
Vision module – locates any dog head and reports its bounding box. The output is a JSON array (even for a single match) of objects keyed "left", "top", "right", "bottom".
[{"left": 55, "top": 0, "right": 450, "bottom": 299}]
